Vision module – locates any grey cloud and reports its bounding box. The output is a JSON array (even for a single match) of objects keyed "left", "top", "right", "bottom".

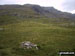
[{"left": 62, "top": 0, "right": 75, "bottom": 11}]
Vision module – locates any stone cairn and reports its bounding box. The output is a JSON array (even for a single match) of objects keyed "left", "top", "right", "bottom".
[{"left": 21, "top": 41, "right": 38, "bottom": 50}]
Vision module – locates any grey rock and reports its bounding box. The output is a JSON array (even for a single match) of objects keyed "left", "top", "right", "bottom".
[{"left": 21, "top": 41, "right": 38, "bottom": 50}]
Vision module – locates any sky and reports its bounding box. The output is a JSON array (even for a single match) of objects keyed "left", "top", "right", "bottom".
[{"left": 0, "top": 0, "right": 75, "bottom": 14}]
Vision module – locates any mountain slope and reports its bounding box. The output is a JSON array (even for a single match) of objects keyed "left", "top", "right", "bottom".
[
  {"left": 25, "top": 4, "right": 75, "bottom": 20},
  {"left": 0, "top": 4, "right": 75, "bottom": 20},
  {"left": 0, "top": 4, "right": 75, "bottom": 26}
]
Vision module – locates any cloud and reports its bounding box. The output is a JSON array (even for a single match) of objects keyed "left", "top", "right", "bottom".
[
  {"left": 70, "top": 10, "right": 75, "bottom": 14},
  {"left": 0, "top": 0, "right": 64, "bottom": 10},
  {"left": 62, "top": 0, "right": 75, "bottom": 11}
]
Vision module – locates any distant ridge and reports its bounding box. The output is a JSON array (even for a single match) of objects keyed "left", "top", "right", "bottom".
[{"left": 0, "top": 4, "right": 75, "bottom": 20}]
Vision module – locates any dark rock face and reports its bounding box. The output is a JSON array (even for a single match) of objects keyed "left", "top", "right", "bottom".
[{"left": 27, "top": 4, "right": 75, "bottom": 20}]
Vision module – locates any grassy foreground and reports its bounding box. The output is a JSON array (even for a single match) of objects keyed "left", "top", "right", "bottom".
[{"left": 0, "top": 18, "right": 75, "bottom": 56}]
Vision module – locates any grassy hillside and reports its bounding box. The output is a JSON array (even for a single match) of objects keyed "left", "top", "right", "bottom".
[
  {"left": 0, "top": 4, "right": 75, "bottom": 56},
  {"left": 0, "top": 18, "right": 75, "bottom": 56},
  {"left": 0, "top": 6, "right": 44, "bottom": 25}
]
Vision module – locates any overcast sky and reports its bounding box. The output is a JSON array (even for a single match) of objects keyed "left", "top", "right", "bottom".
[{"left": 0, "top": 0, "right": 75, "bottom": 14}]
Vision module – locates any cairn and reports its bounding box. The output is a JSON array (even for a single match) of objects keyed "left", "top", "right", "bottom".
[{"left": 21, "top": 41, "right": 38, "bottom": 50}]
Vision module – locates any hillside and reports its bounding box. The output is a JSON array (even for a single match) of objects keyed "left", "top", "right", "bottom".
[
  {"left": 0, "top": 4, "right": 75, "bottom": 24},
  {"left": 0, "top": 4, "right": 75, "bottom": 56}
]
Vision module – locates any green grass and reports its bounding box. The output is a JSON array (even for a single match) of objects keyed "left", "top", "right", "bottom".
[{"left": 0, "top": 18, "right": 75, "bottom": 56}]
